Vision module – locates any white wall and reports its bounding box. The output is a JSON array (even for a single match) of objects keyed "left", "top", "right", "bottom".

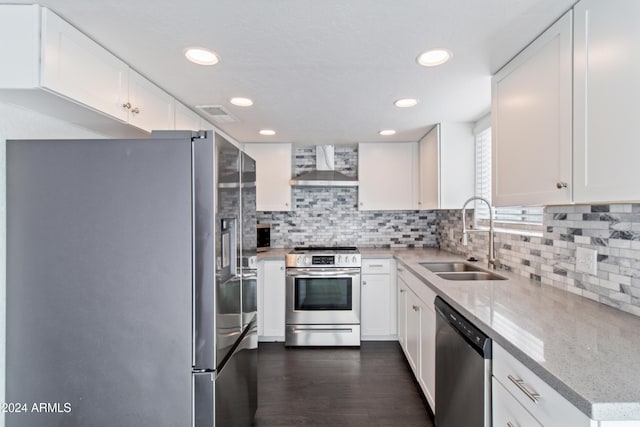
[{"left": 0, "top": 102, "right": 108, "bottom": 427}]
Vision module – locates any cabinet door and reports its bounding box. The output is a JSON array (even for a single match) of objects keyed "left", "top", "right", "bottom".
[
  {"left": 259, "top": 260, "right": 286, "bottom": 340},
  {"left": 419, "top": 298, "right": 436, "bottom": 411},
  {"left": 358, "top": 142, "right": 419, "bottom": 210},
  {"left": 406, "top": 290, "right": 421, "bottom": 373},
  {"left": 419, "top": 123, "right": 475, "bottom": 210},
  {"left": 361, "top": 274, "right": 391, "bottom": 337},
  {"left": 574, "top": 0, "right": 640, "bottom": 203},
  {"left": 397, "top": 278, "right": 408, "bottom": 351},
  {"left": 492, "top": 11, "right": 572, "bottom": 206},
  {"left": 41, "top": 8, "right": 130, "bottom": 122},
  {"left": 419, "top": 126, "right": 439, "bottom": 210},
  {"left": 127, "top": 70, "right": 175, "bottom": 132},
  {"left": 244, "top": 143, "right": 292, "bottom": 211}
]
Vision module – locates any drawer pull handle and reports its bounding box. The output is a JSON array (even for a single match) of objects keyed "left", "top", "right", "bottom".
[
  {"left": 368, "top": 264, "right": 384, "bottom": 267},
  {"left": 507, "top": 422, "right": 515, "bottom": 427},
  {"left": 399, "top": 289, "right": 406, "bottom": 293},
  {"left": 412, "top": 305, "right": 420, "bottom": 311},
  {"left": 508, "top": 374, "right": 540, "bottom": 403}
]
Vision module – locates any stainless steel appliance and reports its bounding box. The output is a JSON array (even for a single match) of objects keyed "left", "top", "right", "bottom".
[
  {"left": 5, "top": 131, "right": 257, "bottom": 427},
  {"left": 256, "top": 223, "right": 271, "bottom": 252},
  {"left": 285, "top": 246, "right": 361, "bottom": 346},
  {"left": 434, "top": 296, "right": 492, "bottom": 427}
]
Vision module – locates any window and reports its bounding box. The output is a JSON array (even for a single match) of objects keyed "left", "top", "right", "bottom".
[{"left": 474, "top": 120, "right": 542, "bottom": 226}]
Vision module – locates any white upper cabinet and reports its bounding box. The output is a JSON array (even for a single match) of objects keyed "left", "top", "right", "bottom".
[
  {"left": 359, "top": 142, "right": 419, "bottom": 211},
  {"left": 573, "top": 0, "right": 640, "bottom": 203},
  {"left": 0, "top": 5, "right": 182, "bottom": 135},
  {"left": 41, "top": 9, "right": 130, "bottom": 122},
  {"left": 418, "top": 123, "right": 475, "bottom": 210},
  {"left": 126, "top": 70, "right": 175, "bottom": 131},
  {"left": 244, "top": 143, "right": 292, "bottom": 211},
  {"left": 492, "top": 11, "right": 573, "bottom": 206}
]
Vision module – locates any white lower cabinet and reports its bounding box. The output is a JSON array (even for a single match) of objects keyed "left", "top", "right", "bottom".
[
  {"left": 257, "top": 259, "right": 286, "bottom": 341},
  {"left": 361, "top": 258, "right": 397, "bottom": 339},
  {"left": 493, "top": 342, "right": 591, "bottom": 427},
  {"left": 397, "top": 265, "right": 436, "bottom": 412},
  {"left": 397, "top": 278, "right": 408, "bottom": 350},
  {"left": 405, "top": 290, "right": 421, "bottom": 373},
  {"left": 493, "top": 377, "right": 543, "bottom": 427}
]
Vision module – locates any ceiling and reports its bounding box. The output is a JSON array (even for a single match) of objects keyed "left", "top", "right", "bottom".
[{"left": 5, "top": 0, "right": 576, "bottom": 144}]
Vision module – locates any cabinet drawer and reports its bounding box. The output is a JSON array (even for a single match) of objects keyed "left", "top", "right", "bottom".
[
  {"left": 493, "top": 377, "right": 542, "bottom": 427},
  {"left": 362, "top": 258, "right": 391, "bottom": 274},
  {"left": 493, "top": 343, "right": 590, "bottom": 427}
]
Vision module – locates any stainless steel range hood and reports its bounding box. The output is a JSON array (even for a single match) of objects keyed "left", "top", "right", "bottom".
[{"left": 289, "top": 145, "right": 359, "bottom": 187}]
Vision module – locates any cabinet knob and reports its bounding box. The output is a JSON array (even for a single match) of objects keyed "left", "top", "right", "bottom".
[
  {"left": 507, "top": 422, "right": 515, "bottom": 427},
  {"left": 131, "top": 107, "right": 140, "bottom": 115},
  {"left": 122, "top": 102, "right": 132, "bottom": 110},
  {"left": 556, "top": 181, "right": 568, "bottom": 189},
  {"left": 360, "top": 202, "right": 363, "bottom": 206},
  {"left": 362, "top": 281, "right": 367, "bottom": 285},
  {"left": 412, "top": 305, "right": 420, "bottom": 311}
]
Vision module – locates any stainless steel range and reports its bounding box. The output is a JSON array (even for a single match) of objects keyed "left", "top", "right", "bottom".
[{"left": 285, "top": 246, "right": 361, "bottom": 346}]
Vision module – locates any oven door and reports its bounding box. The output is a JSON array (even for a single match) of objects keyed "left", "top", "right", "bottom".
[{"left": 286, "top": 268, "right": 361, "bottom": 325}]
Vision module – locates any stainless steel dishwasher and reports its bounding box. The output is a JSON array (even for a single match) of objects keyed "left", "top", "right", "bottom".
[{"left": 434, "top": 296, "right": 491, "bottom": 427}]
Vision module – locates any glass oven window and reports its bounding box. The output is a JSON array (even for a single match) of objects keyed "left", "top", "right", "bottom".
[{"left": 294, "top": 277, "right": 352, "bottom": 310}]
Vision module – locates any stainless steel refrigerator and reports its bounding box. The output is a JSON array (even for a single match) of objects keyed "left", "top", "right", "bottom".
[{"left": 5, "top": 130, "right": 257, "bottom": 426}]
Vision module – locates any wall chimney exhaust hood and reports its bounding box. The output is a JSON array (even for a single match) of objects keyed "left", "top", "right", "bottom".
[{"left": 289, "top": 145, "right": 359, "bottom": 187}]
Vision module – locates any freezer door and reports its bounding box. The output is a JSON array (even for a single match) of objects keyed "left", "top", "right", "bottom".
[{"left": 194, "top": 372, "right": 215, "bottom": 427}]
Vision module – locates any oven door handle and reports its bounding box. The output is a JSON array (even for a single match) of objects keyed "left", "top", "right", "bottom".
[{"left": 286, "top": 268, "right": 361, "bottom": 277}]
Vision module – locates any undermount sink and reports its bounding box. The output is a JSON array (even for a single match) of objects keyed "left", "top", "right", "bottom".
[
  {"left": 436, "top": 271, "right": 507, "bottom": 281},
  {"left": 420, "top": 262, "right": 483, "bottom": 273}
]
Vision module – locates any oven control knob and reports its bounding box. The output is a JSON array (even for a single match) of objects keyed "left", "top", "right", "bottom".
[
  {"left": 338, "top": 255, "right": 343, "bottom": 264},
  {"left": 351, "top": 256, "right": 357, "bottom": 264},
  {"left": 304, "top": 256, "right": 310, "bottom": 265}
]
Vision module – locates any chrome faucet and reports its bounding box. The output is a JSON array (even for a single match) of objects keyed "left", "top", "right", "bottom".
[{"left": 461, "top": 196, "right": 498, "bottom": 270}]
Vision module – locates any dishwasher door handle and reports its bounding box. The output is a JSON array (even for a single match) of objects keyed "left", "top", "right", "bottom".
[{"left": 507, "top": 374, "right": 540, "bottom": 403}]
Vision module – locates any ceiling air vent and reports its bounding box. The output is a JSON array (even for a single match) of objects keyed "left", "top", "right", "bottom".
[{"left": 196, "top": 105, "right": 238, "bottom": 124}]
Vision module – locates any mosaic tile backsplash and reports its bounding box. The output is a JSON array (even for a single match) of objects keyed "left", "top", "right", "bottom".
[
  {"left": 437, "top": 204, "right": 640, "bottom": 317},
  {"left": 257, "top": 145, "right": 438, "bottom": 248},
  {"left": 256, "top": 144, "right": 640, "bottom": 316}
]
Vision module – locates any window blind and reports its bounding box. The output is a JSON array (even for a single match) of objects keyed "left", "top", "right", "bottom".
[{"left": 474, "top": 126, "right": 542, "bottom": 224}]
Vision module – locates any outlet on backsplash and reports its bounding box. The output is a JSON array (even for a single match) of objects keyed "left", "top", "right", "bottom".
[
  {"left": 449, "top": 228, "right": 455, "bottom": 242},
  {"left": 576, "top": 247, "right": 598, "bottom": 276}
]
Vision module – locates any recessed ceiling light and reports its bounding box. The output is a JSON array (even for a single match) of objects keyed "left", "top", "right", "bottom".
[
  {"left": 230, "top": 97, "right": 254, "bottom": 107},
  {"left": 379, "top": 129, "right": 396, "bottom": 136},
  {"left": 417, "top": 49, "right": 452, "bottom": 67},
  {"left": 259, "top": 129, "right": 276, "bottom": 136},
  {"left": 184, "top": 47, "right": 219, "bottom": 66},
  {"left": 394, "top": 98, "right": 418, "bottom": 108}
]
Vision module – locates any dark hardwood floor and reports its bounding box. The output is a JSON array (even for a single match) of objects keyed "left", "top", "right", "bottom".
[{"left": 253, "top": 341, "right": 435, "bottom": 426}]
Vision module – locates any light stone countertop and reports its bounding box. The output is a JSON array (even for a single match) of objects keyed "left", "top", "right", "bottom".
[{"left": 257, "top": 247, "right": 640, "bottom": 421}]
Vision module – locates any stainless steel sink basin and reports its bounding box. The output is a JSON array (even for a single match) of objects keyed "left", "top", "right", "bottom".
[
  {"left": 420, "top": 262, "right": 483, "bottom": 273},
  {"left": 436, "top": 271, "right": 507, "bottom": 281}
]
